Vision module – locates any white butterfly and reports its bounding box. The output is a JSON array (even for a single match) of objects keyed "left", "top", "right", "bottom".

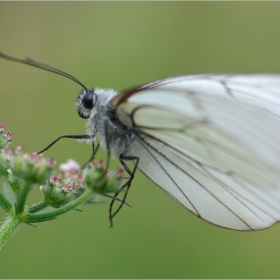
[{"left": 2, "top": 52, "right": 280, "bottom": 231}]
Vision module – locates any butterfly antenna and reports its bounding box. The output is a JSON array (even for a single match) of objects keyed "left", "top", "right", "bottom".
[{"left": 0, "top": 52, "right": 88, "bottom": 91}]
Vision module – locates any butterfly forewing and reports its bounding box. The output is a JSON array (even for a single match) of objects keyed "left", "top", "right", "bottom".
[{"left": 111, "top": 74, "right": 280, "bottom": 230}]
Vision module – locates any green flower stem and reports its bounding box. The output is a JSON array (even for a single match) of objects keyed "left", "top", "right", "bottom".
[
  {"left": 15, "top": 181, "right": 32, "bottom": 215},
  {"left": 3, "top": 180, "right": 14, "bottom": 205},
  {"left": 0, "top": 189, "right": 12, "bottom": 213},
  {"left": 0, "top": 216, "right": 21, "bottom": 248},
  {"left": 28, "top": 201, "right": 48, "bottom": 213},
  {"left": 25, "top": 188, "right": 95, "bottom": 223}
]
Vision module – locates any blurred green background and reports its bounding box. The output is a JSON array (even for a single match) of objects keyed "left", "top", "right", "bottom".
[{"left": 1, "top": 2, "right": 280, "bottom": 278}]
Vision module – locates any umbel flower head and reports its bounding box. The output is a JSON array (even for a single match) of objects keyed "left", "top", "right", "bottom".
[
  {"left": 42, "top": 176, "right": 81, "bottom": 208},
  {"left": 11, "top": 150, "right": 55, "bottom": 184}
]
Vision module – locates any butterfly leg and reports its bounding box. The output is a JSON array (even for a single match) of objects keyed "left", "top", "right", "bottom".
[
  {"left": 79, "top": 141, "right": 101, "bottom": 170},
  {"left": 108, "top": 155, "right": 139, "bottom": 227},
  {"left": 37, "top": 134, "right": 94, "bottom": 154}
]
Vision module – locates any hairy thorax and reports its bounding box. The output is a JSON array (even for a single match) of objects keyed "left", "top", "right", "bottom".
[{"left": 86, "top": 88, "right": 137, "bottom": 158}]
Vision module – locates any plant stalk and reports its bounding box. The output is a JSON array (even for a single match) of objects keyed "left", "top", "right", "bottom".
[{"left": 0, "top": 215, "right": 21, "bottom": 248}]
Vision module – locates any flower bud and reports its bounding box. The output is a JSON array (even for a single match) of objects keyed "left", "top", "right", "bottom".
[
  {"left": 60, "top": 159, "right": 80, "bottom": 175},
  {"left": 0, "top": 149, "right": 12, "bottom": 176},
  {"left": 105, "top": 169, "right": 124, "bottom": 193},
  {"left": 7, "top": 169, "right": 21, "bottom": 194},
  {"left": 83, "top": 162, "right": 107, "bottom": 192},
  {"left": 83, "top": 161, "right": 124, "bottom": 194},
  {"left": 0, "top": 124, "right": 13, "bottom": 150}
]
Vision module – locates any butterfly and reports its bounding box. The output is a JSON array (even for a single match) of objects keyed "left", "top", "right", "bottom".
[{"left": 2, "top": 52, "right": 280, "bottom": 231}]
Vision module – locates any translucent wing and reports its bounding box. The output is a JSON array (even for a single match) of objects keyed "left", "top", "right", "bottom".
[{"left": 110, "top": 74, "right": 280, "bottom": 231}]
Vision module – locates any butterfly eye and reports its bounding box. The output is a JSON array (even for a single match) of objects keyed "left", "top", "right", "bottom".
[
  {"left": 76, "top": 89, "right": 96, "bottom": 119},
  {"left": 83, "top": 90, "right": 94, "bottom": 110}
]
